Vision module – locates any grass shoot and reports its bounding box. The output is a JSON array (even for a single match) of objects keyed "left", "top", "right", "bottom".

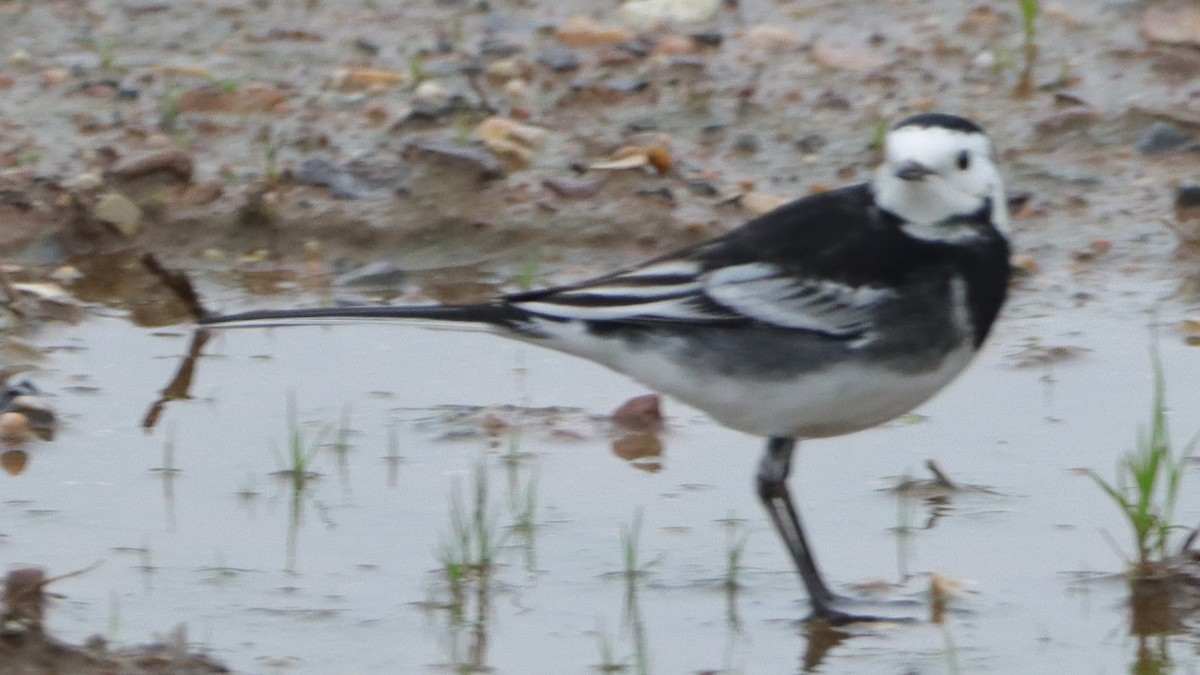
[{"left": 1088, "top": 352, "right": 1197, "bottom": 575}]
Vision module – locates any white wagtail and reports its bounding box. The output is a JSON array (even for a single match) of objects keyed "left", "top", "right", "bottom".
[{"left": 200, "top": 112, "right": 1011, "bottom": 625}]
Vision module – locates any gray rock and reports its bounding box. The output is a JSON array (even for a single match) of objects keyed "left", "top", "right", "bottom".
[
  {"left": 537, "top": 45, "right": 580, "bottom": 72},
  {"left": 402, "top": 138, "right": 506, "bottom": 181},
  {"left": 1137, "top": 122, "right": 1192, "bottom": 155}
]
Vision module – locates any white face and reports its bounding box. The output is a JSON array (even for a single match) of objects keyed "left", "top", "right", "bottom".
[{"left": 873, "top": 124, "right": 1008, "bottom": 240}]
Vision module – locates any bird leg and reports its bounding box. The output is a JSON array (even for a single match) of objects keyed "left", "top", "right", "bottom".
[{"left": 756, "top": 436, "right": 894, "bottom": 625}]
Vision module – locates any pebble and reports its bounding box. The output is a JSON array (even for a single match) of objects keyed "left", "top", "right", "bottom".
[
  {"left": 731, "top": 133, "right": 760, "bottom": 154},
  {"left": 1141, "top": 7, "right": 1200, "bottom": 48},
  {"left": 354, "top": 37, "right": 381, "bottom": 56},
  {"left": 620, "top": 0, "right": 720, "bottom": 25},
  {"left": 536, "top": 45, "right": 581, "bottom": 72},
  {"left": 1136, "top": 121, "right": 1192, "bottom": 155},
  {"left": 1032, "top": 106, "right": 1101, "bottom": 136},
  {"left": 93, "top": 192, "right": 142, "bottom": 236},
  {"left": 485, "top": 57, "right": 524, "bottom": 80},
  {"left": 402, "top": 138, "right": 506, "bottom": 181},
  {"left": 745, "top": 24, "right": 805, "bottom": 51},
  {"left": 794, "top": 133, "right": 827, "bottom": 154},
  {"left": 654, "top": 34, "right": 696, "bottom": 56},
  {"left": 177, "top": 83, "right": 288, "bottom": 114},
  {"left": 0, "top": 412, "right": 31, "bottom": 444},
  {"left": 178, "top": 180, "right": 224, "bottom": 206},
  {"left": 110, "top": 148, "right": 194, "bottom": 183},
  {"left": 503, "top": 78, "right": 530, "bottom": 100},
  {"left": 1170, "top": 183, "right": 1200, "bottom": 246},
  {"left": 474, "top": 116, "right": 548, "bottom": 165},
  {"left": 555, "top": 15, "right": 634, "bottom": 48},
  {"left": 50, "top": 265, "right": 83, "bottom": 282},
  {"left": 612, "top": 394, "right": 663, "bottom": 431},
  {"left": 64, "top": 171, "right": 104, "bottom": 191},
  {"left": 740, "top": 191, "right": 789, "bottom": 215},
  {"left": 543, "top": 176, "right": 604, "bottom": 199},
  {"left": 413, "top": 80, "right": 450, "bottom": 106},
  {"left": 7, "top": 49, "right": 31, "bottom": 66},
  {"left": 690, "top": 31, "right": 723, "bottom": 47},
  {"left": 42, "top": 67, "right": 72, "bottom": 86},
  {"left": 810, "top": 42, "right": 888, "bottom": 71},
  {"left": 328, "top": 68, "right": 407, "bottom": 92}
]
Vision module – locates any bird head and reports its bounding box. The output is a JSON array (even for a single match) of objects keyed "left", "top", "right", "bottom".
[{"left": 873, "top": 113, "right": 1008, "bottom": 241}]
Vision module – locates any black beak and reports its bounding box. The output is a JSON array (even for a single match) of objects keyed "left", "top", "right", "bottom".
[{"left": 895, "top": 160, "right": 934, "bottom": 182}]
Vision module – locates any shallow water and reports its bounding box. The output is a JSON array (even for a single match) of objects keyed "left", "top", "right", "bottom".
[{"left": 4, "top": 261, "right": 1200, "bottom": 673}]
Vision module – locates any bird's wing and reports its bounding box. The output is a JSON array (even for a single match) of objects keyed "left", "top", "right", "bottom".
[
  {"left": 505, "top": 185, "right": 916, "bottom": 338},
  {"left": 506, "top": 254, "right": 899, "bottom": 338},
  {"left": 700, "top": 262, "right": 898, "bottom": 336}
]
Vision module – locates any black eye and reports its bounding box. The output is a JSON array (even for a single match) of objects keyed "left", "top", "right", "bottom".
[{"left": 956, "top": 150, "right": 971, "bottom": 171}]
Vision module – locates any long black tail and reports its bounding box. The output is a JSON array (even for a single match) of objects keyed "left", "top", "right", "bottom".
[{"left": 198, "top": 302, "right": 529, "bottom": 328}]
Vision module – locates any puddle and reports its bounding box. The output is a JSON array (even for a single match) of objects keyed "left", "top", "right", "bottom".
[
  {"left": 2, "top": 1, "right": 1200, "bottom": 670},
  {"left": 2, "top": 259, "right": 1199, "bottom": 673}
]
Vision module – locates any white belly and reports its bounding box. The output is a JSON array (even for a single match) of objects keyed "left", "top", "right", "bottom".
[{"left": 519, "top": 319, "right": 976, "bottom": 439}]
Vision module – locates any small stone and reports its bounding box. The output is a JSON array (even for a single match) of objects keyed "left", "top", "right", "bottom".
[
  {"left": 745, "top": 24, "right": 805, "bottom": 51},
  {"left": 620, "top": 0, "right": 720, "bottom": 25},
  {"left": 690, "top": 31, "right": 723, "bottom": 47},
  {"left": 1170, "top": 183, "right": 1200, "bottom": 247},
  {"left": 178, "top": 180, "right": 225, "bottom": 206},
  {"left": 731, "top": 133, "right": 760, "bottom": 154},
  {"left": 543, "top": 176, "right": 604, "bottom": 199},
  {"left": 1032, "top": 107, "right": 1101, "bottom": 136},
  {"left": 177, "top": 83, "right": 288, "bottom": 114},
  {"left": 503, "top": 78, "right": 530, "bottom": 100},
  {"left": 1141, "top": 7, "right": 1200, "bottom": 48},
  {"left": 1136, "top": 122, "right": 1192, "bottom": 155},
  {"left": 413, "top": 80, "right": 449, "bottom": 106},
  {"left": 612, "top": 394, "right": 663, "bottom": 431},
  {"left": 811, "top": 42, "right": 888, "bottom": 71},
  {"left": 327, "top": 68, "right": 407, "bottom": 92},
  {"left": 7, "top": 49, "right": 31, "bottom": 66},
  {"left": 1011, "top": 253, "right": 1039, "bottom": 275},
  {"left": 110, "top": 148, "right": 194, "bottom": 183},
  {"left": 402, "top": 138, "right": 506, "bottom": 181},
  {"left": 41, "top": 67, "right": 71, "bottom": 86},
  {"left": 654, "top": 34, "right": 696, "bottom": 56},
  {"left": 354, "top": 37, "right": 381, "bottom": 56},
  {"left": 50, "top": 265, "right": 83, "bottom": 282},
  {"left": 474, "top": 116, "right": 548, "bottom": 165},
  {"left": 740, "top": 191, "right": 789, "bottom": 215},
  {"left": 64, "top": 171, "right": 104, "bottom": 191},
  {"left": 795, "top": 133, "right": 827, "bottom": 154},
  {"left": 485, "top": 57, "right": 523, "bottom": 80},
  {"left": 0, "top": 412, "right": 32, "bottom": 444},
  {"left": 536, "top": 45, "right": 580, "bottom": 72},
  {"left": 93, "top": 192, "right": 142, "bottom": 236},
  {"left": 555, "top": 15, "right": 634, "bottom": 48},
  {"left": 293, "top": 158, "right": 367, "bottom": 199}
]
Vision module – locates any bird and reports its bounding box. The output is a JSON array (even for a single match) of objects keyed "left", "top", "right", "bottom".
[{"left": 199, "top": 112, "right": 1011, "bottom": 625}]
